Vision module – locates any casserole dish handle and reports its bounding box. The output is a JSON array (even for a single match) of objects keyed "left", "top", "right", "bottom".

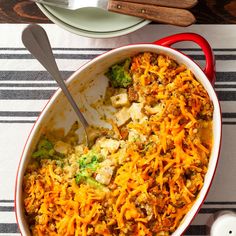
[{"left": 154, "top": 33, "right": 215, "bottom": 85}]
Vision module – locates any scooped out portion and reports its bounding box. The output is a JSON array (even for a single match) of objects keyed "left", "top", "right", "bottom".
[{"left": 23, "top": 52, "right": 213, "bottom": 235}]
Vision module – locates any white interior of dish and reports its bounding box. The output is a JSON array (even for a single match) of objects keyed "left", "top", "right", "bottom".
[{"left": 15, "top": 44, "right": 221, "bottom": 236}]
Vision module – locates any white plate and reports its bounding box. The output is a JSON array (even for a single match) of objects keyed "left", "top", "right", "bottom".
[{"left": 37, "top": 3, "right": 150, "bottom": 38}]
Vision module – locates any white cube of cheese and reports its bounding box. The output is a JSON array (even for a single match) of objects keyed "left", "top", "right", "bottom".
[
  {"left": 114, "top": 107, "right": 131, "bottom": 127},
  {"left": 54, "top": 141, "right": 71, "bottom": 154},
  {"left": 110, "top": 93, "right": 129, "bottom": 108},
  {"left": 128, "top": 129, "right": 147, "bottom": 142},
  {"left": 95, "top": 166, "right": 113, "bottom": 185},
  {"left": 95, "top": 159, "right": 114, "bottom": 185},
  {"left": 100, "top": 138, "right": 120, "bottom": 154},
  {"left": 129, "top": 103, "right": 146, "bottom": 122}
]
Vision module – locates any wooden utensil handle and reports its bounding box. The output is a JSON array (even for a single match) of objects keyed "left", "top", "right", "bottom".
[
  {"left": 108, "top": 1, "right": 196, "bottom": 27},
  {"left": 121, "top": 0, "right": 198, "bottom": 9}
]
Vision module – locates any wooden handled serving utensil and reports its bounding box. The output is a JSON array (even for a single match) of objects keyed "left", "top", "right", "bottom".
[
  {"left": 32, "top": 0, "right": 198, "bottom": 26},
  {"left": 108, "top": 0, "right": 196, "bottom": 26}
]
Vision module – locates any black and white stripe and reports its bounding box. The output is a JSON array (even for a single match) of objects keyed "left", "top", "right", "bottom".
[{"left": 1, "top": 48, "right": 236, "bottom": 123}]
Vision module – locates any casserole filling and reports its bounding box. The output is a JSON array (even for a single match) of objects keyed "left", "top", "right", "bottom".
[{"left": 23, "top": 52, "right": 213, "bottom": 235}]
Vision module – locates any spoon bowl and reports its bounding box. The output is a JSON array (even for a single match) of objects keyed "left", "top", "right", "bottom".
[{"left": 22, "top": 24, "right": 90, "bottom": 146}]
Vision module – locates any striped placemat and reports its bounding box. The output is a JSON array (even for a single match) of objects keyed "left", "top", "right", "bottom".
[{"left": 0, "top": 24, "right": 236, "bottom": 236}]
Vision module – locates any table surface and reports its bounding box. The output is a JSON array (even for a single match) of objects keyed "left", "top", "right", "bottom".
[{"left": 0, "top": 0, "right": 236, "bottom": 23}]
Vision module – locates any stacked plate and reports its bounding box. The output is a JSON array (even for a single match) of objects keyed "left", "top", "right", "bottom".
[{"left": 37, "top": 3, "right": 150, "bottom": 38}]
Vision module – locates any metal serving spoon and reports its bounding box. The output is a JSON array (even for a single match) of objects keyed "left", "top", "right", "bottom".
[{"left": 22, "top": 24, "right": 91, "bottom": 146}]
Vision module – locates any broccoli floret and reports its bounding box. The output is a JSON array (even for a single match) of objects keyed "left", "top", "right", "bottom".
[
  {"left": 75, "top": 172, "right": 103, "bottom": 188},
  {"left": 105, "top": 58, "right": 132, "bottom": 88},
  {"left": 75, "top": 168, "right": 102, "bottom": 188},
  {"left": 32, "top": 137, "right": 64, "bottom": 160},
  {"left": 75, "top": 170, "right": 89, "bottom": 184},
  {"left": 86, "top": 177, "right": 104, "bottom": 188},
  {"left": 78, "top": 151, "right": 102, "bottom": 171},
  {"left": 75, "top": 151, "right": 104, "bottom": 188},
  {"left": 38, "top": 139, "right": 53, "bottom": 150},
  {"left": 32, "top": 138, "right": 54, "bottom": 159}
]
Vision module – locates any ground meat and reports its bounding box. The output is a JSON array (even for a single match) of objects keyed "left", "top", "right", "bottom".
[
  {"left": 166, "top": 139, "right": 175, "bottom": 151},
  {"left": 120, "top": 127, "right": 129, "bottom": 140},
  {"left": 128, "top": 86, "right": 139, "bottom": 102},
  {"left": 145, "top": 95, "right": 157, "bottom": 106},
  {"left": 166, "top": 103, "right": 181, "bottom": 116}
]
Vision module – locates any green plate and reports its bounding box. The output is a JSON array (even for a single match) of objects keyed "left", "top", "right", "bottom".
[{"left": 37, "top": 3, "right": 150, "bottom": 38}]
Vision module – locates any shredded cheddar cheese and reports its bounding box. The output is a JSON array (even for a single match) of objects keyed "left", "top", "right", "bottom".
[{"left": 23, "top": 52, "right": 213, "bottom": 235}]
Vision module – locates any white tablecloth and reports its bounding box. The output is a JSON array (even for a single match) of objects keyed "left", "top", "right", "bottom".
[{"left": 0, "top": 23, "right": 236, "bottom": 235}]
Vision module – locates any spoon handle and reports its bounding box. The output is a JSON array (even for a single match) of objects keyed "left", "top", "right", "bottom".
[
  {"left": 21, "top": 24, "right": 89, "bottom": 129},
  {"left": 108, "top": 1, "right": 196, "bottom": 27},
  {"left": 122, "top": 0, "right": 198, "bottom": 9}
]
